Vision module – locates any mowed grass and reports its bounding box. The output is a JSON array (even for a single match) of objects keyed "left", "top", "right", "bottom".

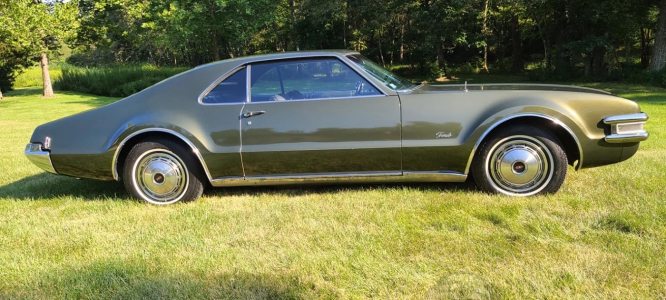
[{"left": 0, "top": 85, "right": 665, "bottom": 299}]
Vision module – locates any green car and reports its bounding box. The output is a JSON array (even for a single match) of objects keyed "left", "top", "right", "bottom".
[{"left": 25, "top": 50, "right": 649, "bottom": 204}]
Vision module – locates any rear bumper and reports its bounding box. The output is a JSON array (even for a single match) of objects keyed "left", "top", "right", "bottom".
[
  {"left": 25, "top": 143, "right": 58, "bottom": 174},
  {"left": 603, "top": 113, "right": 649, "bottom": 144}
]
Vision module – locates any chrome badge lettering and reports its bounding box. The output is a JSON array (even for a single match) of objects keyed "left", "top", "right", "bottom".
[{"left": 436, "top": 132, "right": 452, "bottom": 139}]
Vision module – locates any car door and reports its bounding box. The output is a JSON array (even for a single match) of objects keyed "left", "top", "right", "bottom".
[
  {"left": 240, "top": 58, "right": 401, "bottom": 177},
  {"left": 196, "top": 67, "right": 247, "bottom": 179}
]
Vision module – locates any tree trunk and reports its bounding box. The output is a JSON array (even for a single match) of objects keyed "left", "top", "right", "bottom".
[
  {"left": 641, "top": 28, "right": 652, "bottom": 69},
  {"left": 212, "top": 30, "right": 221, "bottom": 61},
  {"left": 482, "top": 0, "right": 490, "bottom": 72},
  {"left": 399, "top": 22, "right": 405, "bottom": 62},
  {"left": 510, "top": 14, "right": 524, "bottom": 73},
  {"left": 378, "top": 28, "right": 386, "bottom": 67},
  {"left": 543, "top": 38, "right": 552, "bottom": 70},
  {"left": 289, "top": 0, "right": 299, "bottom": 51},
  {"left": 650, "top": 0, "right": 666, "bottom": 71},
  {"left": 41, "top": 53, "right": 54, "bottom": 98},
  {"left": 592, "top": 47, "right": 605, "bottom": 76}
]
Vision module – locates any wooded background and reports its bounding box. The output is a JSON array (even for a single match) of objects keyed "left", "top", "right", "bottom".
[{"left": 4, "top": 0, "right": 666, "bottom": 96}]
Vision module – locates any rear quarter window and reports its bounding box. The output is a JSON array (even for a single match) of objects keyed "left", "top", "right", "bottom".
[{"left": 202, "top": 68, "right": 247, "bottom": 104}]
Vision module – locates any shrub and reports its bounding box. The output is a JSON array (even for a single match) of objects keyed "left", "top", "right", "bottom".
[
  {"left": 12, "top": 63, "right": 65, "bottom": 89},
  {"left": 55, "top": 65, "right": 189, "bottom": 97}
]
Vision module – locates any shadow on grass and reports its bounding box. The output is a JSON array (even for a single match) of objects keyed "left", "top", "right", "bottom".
[
  {"left": 0, "top": 173, "right": 126, "bottom": 200},
  {"left": 0, "top": 172, "right": 475, "bottom": 201},
  {"left": 1, "top": 259, "right": 336, "bottom": 298},
  {"left": 3, "top": 86, "right": 43, "bottom": 97}
]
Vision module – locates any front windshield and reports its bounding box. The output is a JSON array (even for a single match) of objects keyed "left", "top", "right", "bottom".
[{"left": 347, "top": 55, "right": 416, "bottom": 91}]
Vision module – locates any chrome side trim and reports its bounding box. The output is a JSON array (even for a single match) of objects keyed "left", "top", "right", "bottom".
[
  {"left": 111, "top": 128, "right": 213, "bottom": 182},
  {"left": 25, "top": 143, "right": 58, "bottom": 174},
  {"left": 603, "top": 113, "right": 648, "bottom": 124},
  {"left": 402, "top": 171, "right": 468, "bottom": 183},
  {"left": 463, "top": 113, "right": 584, "bottom": 174},
  {"left": 209, "top": 171, "right": 466, "bottom": 187},
  {"left": 604, "top": 132, "right": 649, "bottom": 143}
]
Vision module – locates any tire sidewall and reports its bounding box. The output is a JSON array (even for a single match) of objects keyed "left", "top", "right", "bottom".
[
  {"left": 473, "top": 125, "right": 568, "bottom": 196},
  {"left": 123, "top": 140, "right": 204, "bottom": 204}
]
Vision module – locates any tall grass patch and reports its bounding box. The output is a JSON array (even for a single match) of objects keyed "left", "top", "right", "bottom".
[
  {"left": 55, "top": 65, "right": 189, "bottom": 97},
  {"left": 14, "top": 65, "right": 63, "bottom": 88}
]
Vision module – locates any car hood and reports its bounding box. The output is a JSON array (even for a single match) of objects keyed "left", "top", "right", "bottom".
[{"left": 412, "top": 83, "right": 611, "bottom": 95}]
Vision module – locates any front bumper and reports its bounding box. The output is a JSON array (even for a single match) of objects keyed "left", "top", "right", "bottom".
[
  {"left": 603, "top": 113, "right": 649, "bottom": 143},
  {"left": 25, "top": 143, "right": 58, "bottom": 174}
]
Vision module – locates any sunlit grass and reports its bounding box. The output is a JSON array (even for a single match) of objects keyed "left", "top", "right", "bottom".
[
  {"left": 14, "top": 65, "right": 63, "bottom": 88},
  {"left": 0, "top": 85, "right": 664, "bottom": 299}
]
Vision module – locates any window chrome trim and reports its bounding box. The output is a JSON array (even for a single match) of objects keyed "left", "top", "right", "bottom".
[
  {"left": 112, "top": 128, "right": 213, "bottom": 183},
  {"left": 244, "top": 94, "right": 389, "bottom": 105},
  {"left": 463, "top": 113, "right": 584, "bottom": 174},
  {"left": 198, "top": 55, "right": 391, "bottom": 106},
  {"left": 197, "top": 66, "right": 248, "bottom": 106},
  {"left": 246, "top": 65, "right": 252, "bottom": 103}
]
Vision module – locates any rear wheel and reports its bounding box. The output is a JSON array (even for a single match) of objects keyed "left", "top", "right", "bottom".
[
  {"left": 123, "top": 139, "right": 204, "bottom": 204},
  {"left": 472, "top": 125, "right": 568, "bottom": 196}
]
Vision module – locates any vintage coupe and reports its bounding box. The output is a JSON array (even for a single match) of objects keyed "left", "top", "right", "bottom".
[{"left": 25, "top": 50, "right": 649, "bottom": 204}]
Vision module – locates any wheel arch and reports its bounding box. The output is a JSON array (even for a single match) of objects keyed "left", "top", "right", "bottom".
[
  {"left": 464, "top": 114, "right": 583, "bottom": 175},
  {"left": 112, "top": 128, "right": 213, "bottom": 183}
]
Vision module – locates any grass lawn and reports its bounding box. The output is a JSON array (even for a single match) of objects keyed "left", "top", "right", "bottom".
[{"left": 0, "top": 84, "right": 664, "bottom": 299}]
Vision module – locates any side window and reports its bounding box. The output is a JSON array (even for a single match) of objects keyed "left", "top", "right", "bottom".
[
  {"left": 202, "top": 68, "right": 247, "bottom": 104},
  {"left": 250, "top": 58, "right": 380, "bottom": 102}
]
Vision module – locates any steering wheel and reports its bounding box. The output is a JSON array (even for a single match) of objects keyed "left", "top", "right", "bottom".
[
  {"left": 286, "top": 90, "right": 304, "bottom": 100},
  {"left": 354, "top": 81, "right": 364, "bottom": 96}
]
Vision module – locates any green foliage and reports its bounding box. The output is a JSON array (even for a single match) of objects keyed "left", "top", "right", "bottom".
[
  {"left": 55, "top": 65, "right": 188, "bottom": 97},
  {"left": 0, "top": 0, "right": 78, "bottom": 91}
]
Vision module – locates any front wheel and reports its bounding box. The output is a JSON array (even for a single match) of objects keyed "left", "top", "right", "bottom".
[
  {"left": 123, "top": 139, "right": 205, "bottom": 204},
  {"left": 471, "top": 125, "right": 568, "bottom": 196}
]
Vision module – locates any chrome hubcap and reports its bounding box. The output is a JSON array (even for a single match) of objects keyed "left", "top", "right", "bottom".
[
  {"left": 487, "top": 136, "right": 553, "bottom": 195},
  {"left": 134, "top": 150, "right": 188, "bottom": 203}
]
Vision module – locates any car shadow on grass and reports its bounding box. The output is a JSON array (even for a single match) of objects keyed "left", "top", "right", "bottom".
[
  {"left": 0, "top": 172, "right": 477, "bottom": 201},
  {"left": 1, "top": 258, "right": 337, "bottom": 298},
  {"left": 0, "top": 173, "right": 126, "bottom": 200}
]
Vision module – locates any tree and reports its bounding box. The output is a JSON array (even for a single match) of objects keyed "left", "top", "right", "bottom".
[
  {"left": 0, "top": 2, "right": 32, "bottom": 96},
  {"left": 3, "top": 0, "right": 78, "bottom": 97},
  {"left": 651, "top": 0, "right": 666, "bottom": 71}
]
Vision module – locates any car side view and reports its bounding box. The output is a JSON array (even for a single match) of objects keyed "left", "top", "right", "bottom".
[{"left": 25, "top": 50, "right": 649, "bottom": 204}]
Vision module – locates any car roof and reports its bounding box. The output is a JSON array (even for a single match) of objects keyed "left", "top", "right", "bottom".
[{"left": 195, "top": 49, "right": 361, "bottom": 69}]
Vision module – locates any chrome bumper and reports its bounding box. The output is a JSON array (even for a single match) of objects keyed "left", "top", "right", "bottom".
[
  {"left": 24, "top": 143, "right": 58, "bottom": 174},
  {"left": 603, "top": 113, "right": 649, "bottom": 144}
]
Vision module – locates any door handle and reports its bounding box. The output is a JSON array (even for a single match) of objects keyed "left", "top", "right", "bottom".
[{"left": 242, "top": 111, "right": 266, "bottom": 118}]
